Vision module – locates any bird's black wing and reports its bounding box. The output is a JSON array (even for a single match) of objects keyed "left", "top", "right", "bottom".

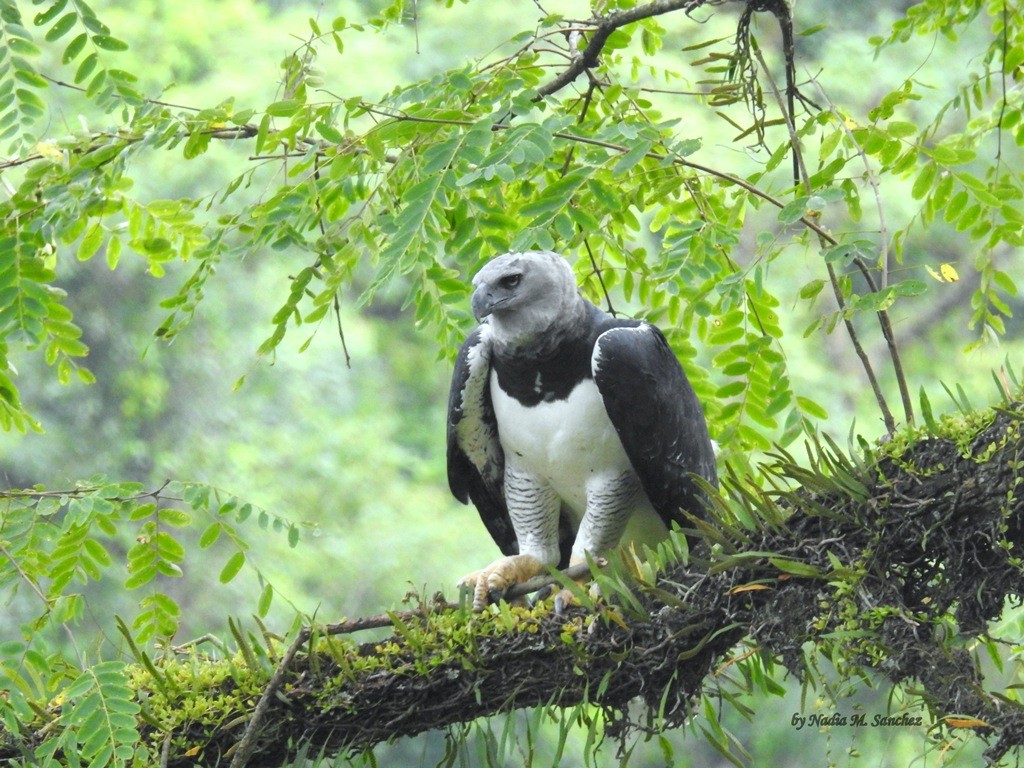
[
  {"left": 592, "top": 323, "right": 717, "bottom": 530},
  {"left": 446, "top": 325, "right": 517, "bottom": 555}
]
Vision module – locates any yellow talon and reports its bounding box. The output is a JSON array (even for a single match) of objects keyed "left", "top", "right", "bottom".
[{"left": 458, "top": 554, "right": 546, "bottom": 611}]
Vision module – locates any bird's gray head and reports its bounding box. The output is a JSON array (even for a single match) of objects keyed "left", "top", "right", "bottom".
[{"left": 471, "top": 251, "right": 585, "bottom": 347}]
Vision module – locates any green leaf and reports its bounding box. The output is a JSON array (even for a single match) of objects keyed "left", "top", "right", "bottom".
[
  {"left": 62, "top": 31, "right": 88, "bottom": 63},
  {"left": 198, "top": 523, "right": 221, "bottom": 549},
  {"left": 374, "top": 169, "right": 450, "bottom": 284},
  {"left": 993, "top": 270, "right": 1018, "bottom": 296},
  {"left": 257, "top": 583, "right": 274, "bottom": 617},
  {"left": 519, "top": 167, "right": 592, "bottom": 221},
  {"left": 83, "top": 538, "right": 112, "bottom": 567},
  {"left": 822, "top": 243, "right": 857, "bottom": 266},
  {"left": 65, "top": 672, "right": 96, "bottom": 699},
  {"left": 129, "top": 503, "right": 156, "bottom": 521},
  {"left": 157, "top": 507, "right": 191, "bottom": 527},
  {"left": 155, "top": 532, "right": 185, "bottom": 563},
  {"left": 796, "top": 396, "right": 828, "bottom": 420},
  {"left": 77, "top": 223, "right": 104, "bottom": 261},
  {"left": 266, "top": 99, "right": 301, "bottom": 117},
  {"left": 769, "top": 557, "right": 822, "bottom": 577},
  {"left": 219, "top": 551, "right": 246, "bottom": 584},
  {"left": 709, "top": 318, "right": 745, "bottom": 345},
  {"left": 183, "top": 130, "right": 211, "bottom": 159},
  {"left": 955, "top": 203, "right": 982, "bottom": 231},
  {"left": 91, "top": 34, "right": 129, "bottom": 51},
  {"left": 315, "top": 121, "right": 344, "bottom": 143},
  {"left": 254, "top": 113, "right": 272, "bottom": 154},
  {"left": 721, "top": 361, "right": 751, "bottom": 377},
  {"left": 911, "top": 162, "right": 936, "bottom": 200},
  {"left": 926, "top": 144, "right": 975, "bottom": 165},
  {"left": 8, "top": 37, "right": 41, "bottom": 56},
  {"left": 892, "top": 279, "right": 927, "bottom": 297},
  {"left": 15, "top": 68, "right": 48, "bottom": 89},
  {"left": 944, "top": 189, "right": 969, "bottom": 222},
  {"left": 105, "top": 236, "right": 121, "bottom": 270},
  {"left": 74, "top": 52, "right": 98, "bottom": 84},
  {"left": 886, "top": 120, "right": 917, "bottom": 138},
  {"left": 604, "top": 28, "right": 631, "bottom": 50},
  {"left": 44, "top": 12, "right": 78, "bottom": 42},
  {"left": 776, "top": 196, "right": 809, "bottom": 224},
  {"left": 34, "top": 1, "right": 68, "bottom": 27},
  {"left": 920, "top": 386, "right": 938, "bottom": 432},
  {"left": 716, "top": 381, "right": 746, "bottom": 398},
  {"left": 124, "top": 563, "right": 157, "bottom": 590},
  {"left": 612, "top": 139, "right": 652, "bottom": 175},
  {"left": 798, "top": 279, "right": 826, "bottom": 300}
]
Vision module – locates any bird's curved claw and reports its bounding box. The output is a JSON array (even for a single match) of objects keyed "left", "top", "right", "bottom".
[
  {"left": 553, "top": 588, "right": 573, "bottom": 615},
  {"left": 529, "top": 582, "right": 555, "bottom": 606},
  {"left": 457, "top": 554, "right": 545, "bottom": 611}
]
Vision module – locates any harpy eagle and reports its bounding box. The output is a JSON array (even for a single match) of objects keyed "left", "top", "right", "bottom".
[{"left": 447, "top": 251, "right": 717, "bottom": 609}]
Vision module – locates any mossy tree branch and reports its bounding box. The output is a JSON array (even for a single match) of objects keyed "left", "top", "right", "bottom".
[{"left": 2, "top": 403, "right": 1023, "bottom": 767}]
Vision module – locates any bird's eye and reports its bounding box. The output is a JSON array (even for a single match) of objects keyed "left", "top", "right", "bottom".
[{"left": 499, "top": 273, "right": 522, "bottom": 289}]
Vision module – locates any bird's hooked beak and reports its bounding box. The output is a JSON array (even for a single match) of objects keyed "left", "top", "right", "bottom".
[{"left": 471, "top": 285, "right": 501, "bottom": 321}]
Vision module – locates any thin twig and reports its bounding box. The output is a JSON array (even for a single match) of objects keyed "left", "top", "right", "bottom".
[
  {"left": 996, "top": 0, "right": 1008, "bottom": 172},
  {"left": 532, "top": 0, "right": 724, "bottom": 102},
  {"left": 311, "top": 153, "right": 352, "bottom": 369},
  {"left": 42, "top": 73, "right": 200, "bottom": 113},
  {"left": 0, "top": 125, "right": 260, "bottom": 172},
  {"left": 807, "top": 83, "right": 915, "bottom": 427},
  {"left": 159, "top": 733, "right": 172, "bottom": 768},
  {"left": 753, "top": 36, "right": 913, "bottom": 430},
  {"left": 584, "top": 239, "right": 617, "bottom": 317},
  {"left": 0, "top": 542, "right": 52, "bottom": 609},
  {"left": 557, "top": 73, "right": 618, "bottom": 317},
  {"left": 333, "top": 294, "right": 352, "bottom": 368},
  {"left": 753, "top": 46, "right": 897, "bottom": 434},
  {"left": 810, "top": 80, "right": 890, "bottom": 287},
  {"left": 228, "top": 628, "right": 311, "bottom": 768},
  {"left": 557, "top": 76, "right": 597, "bottom": 176}
]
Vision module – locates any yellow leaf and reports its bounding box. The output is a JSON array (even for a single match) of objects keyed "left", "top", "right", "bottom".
[
  {"left": 944, "top": 716, "right": 988, "bottom": 728},
  {"left": 34, "top": 141, "right": 64, "bottom": 162},
  {"left": 602, "top": 606, "right": 629, "bottom": 630},
  {"left": 185, "top": 745, "right": 202, "bottom": 757},
  {"left": 728, "top": 583, "right": 773, "bottom": 595},
  {"left": 927, "top": 264, "right": 960, "bottom": 283}
]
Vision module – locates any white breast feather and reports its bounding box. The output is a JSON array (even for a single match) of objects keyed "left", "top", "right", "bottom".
[{"left": 490, "top": 372, "right": 631, "bottom": 513}]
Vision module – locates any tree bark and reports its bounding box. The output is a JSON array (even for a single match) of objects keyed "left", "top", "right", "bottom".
[{"left": 2, "top": 403, "right": 1023, "bottom": 766}]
